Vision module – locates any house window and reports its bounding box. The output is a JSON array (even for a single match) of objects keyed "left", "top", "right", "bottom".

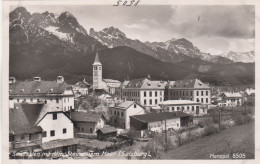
[
  {"left": 177, "top": 107, "right": 180, "bottom": 111},
  {"left": 56, "top": 98, "right": 59, "bottom": 103},
  {"left": 160, "top": 91, "right": 162, "bottom": 96},
  {"left": 206, "top": 91, "right": 208, "bottom": 96},
  {"left": 191, "top": 91, "right": 193, "bottom": 96},
  {"left": 187, "top": 106, "right": 190, "bottom": 111},
  {"left": 90, "top": 128, "right": 93, "bottom": 133},
  {"left": 117, "top": 111, "right": 120, "bottom": 116},
  {"left": 23, "top": 99, "right": 26, "bottom": 102},
  {"left": 114, "top": 111, "right": 116, "bottom": 115},
  {"left": 134, "top": 104, "right": 137, "bottom": 108},
  {"left": 155, "top": 99, "right": 158, "bottom": 104},
  {"left": 144, "top": 91, "right": 146, "bottom": 97},
  {"left": 206, "top": 98, "right": 208, "bottom": 103},
  {"left": 63, "top": 128, "right": 67, "bottom": 134},
  {"left": 9, "top": 136, "right": 14, "bottom": 142},
  {"left": 201, "top": 98, "right": 204, "bottom": 103},
  {"left": 149, "top": 99, "right": 152, "bottom": 105},
  {"left": 177, "top": 123, "right": 179, "bottom": 127},
  {"left": 197, "top": 98, "right": 199, "bottom": 102},
  {"left": 17, "top": 99, "right": 19, "bottom": 103},
  {"left": 53, "top": 113, "right": 57, "bottom": 120},
  {"left": 21, "top": 134, "right": 25, "bottom": 140},
  {"left": 155, "top": 91, "right": 158, "bottom": 97},
  {"left": 42, "top": 131, "right": 47, "bottom": 137},
  {"left": 144, "top": 100, "right": 146, "bottom": 105},
  {"left": 201, "top": 91, "right": 204, "bottom": 96},
  {"left": 197, "top": 91, "right": 199, "bottom": 96},
  {"left": 172, "top": 107, "right": 175, "bottom": 111},
  {"left": 121, "top": 112, "right": 124, "bottom": 117},
  {"left": 29, "top": 133, "right": 33, "bottom": 140},
  {"left": 192, "top": 106, "right": 194, "bottom": 111},
  {"left": 50, "top": 130, "right": 55, "bottom": 137},
  {"left": 149, "top": 91, "right": 152, "bottom": 97}
]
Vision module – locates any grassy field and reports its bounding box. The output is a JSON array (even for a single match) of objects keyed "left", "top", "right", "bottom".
[{"left": 165, "top": 122, "right": 255, "bottom": 159}]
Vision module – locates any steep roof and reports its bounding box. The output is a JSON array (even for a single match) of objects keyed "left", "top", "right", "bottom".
[
  {"left": 9, "top": 81, "right": 72, "bottom": 96},
  {"left": 71, "top": 112, "right": 104, "bottom": 123},
  {"left": 9, "top": 104, "right": 43, "bottom": 134},
  {"left": 130, "top": 112, "right": 190, "bottom": 123},
  {"left": 35, "top": 103, "right": 63, "bottom": 125},
  {"left": 93, "top": 52, "right": 102, "bottom": 65},
  {"left": 169, "top": 79, "right": 210, "bottom": 89},
  {"left": 124, "top": 78, "right": 167, "bottom": 89}
]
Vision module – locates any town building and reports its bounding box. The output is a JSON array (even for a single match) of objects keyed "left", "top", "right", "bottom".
[
  {"left": 71, "top": 112, "right": 106, "bottom": 135},
  {"left": 160, "top": 100, "right": 206, "bottom": 116},
  {"left": 120, "top": 76, "right": 168, "bottom": 109},
  {"left": 218, "top": 92, "right": 243, "bottom": 107},
  {"left": 9, "top": 76, "right": 74, "bottom": 112},
  {"left": 9, "top": 104, "right": 43, "bottom": 152},
  {"left": 166, "top": 79, "right": 211, "bottom": 105},
  {"left": 92, "top": 52, "right": 121, "bottom": 95},
  {"left": 109, "top": 101, "right": 145, "bottom": 129},
  {"left": 130, "top": 112, "right": 191, "bottom": 133},
  {"left": 72, "top": 79, "right": 90, "bottom": 97},
  {"left": 244, "top": 88, "right": 255, "bottom": 104},
  {"left": 35, "top": 104, "right": 74, "bottom": 143},
  {"left": 115, "top": 80, "right": 130, "bottom": 100}
]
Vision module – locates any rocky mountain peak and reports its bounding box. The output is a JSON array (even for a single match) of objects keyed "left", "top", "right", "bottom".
[{"left": 102, "top": 26, "right": 126, "bottom": 39}]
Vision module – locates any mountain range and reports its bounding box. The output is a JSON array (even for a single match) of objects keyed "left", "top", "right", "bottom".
[{"left": 9, "top": 7, "right": 255, "bottom": 85}]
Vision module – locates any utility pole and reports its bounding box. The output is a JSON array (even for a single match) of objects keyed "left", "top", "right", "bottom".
[
  {"left": 218, "top": 108, "right": 221, "bottom": 133},
  {"left": 162, "top": 103, "right": 167, "bottom": 152}
]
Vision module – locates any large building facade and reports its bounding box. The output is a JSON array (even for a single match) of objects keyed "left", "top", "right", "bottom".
[
  {"left": 166, "top": 79, "right": 211, "bottom": 106},
  {"left": 9, "top": 76, "right": 74, "bottom": 112},
  {"left": 120, "top": 77, "right": 168, "bottom": 108}
]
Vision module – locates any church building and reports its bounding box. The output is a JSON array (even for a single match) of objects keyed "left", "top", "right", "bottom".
[{"left": 92, "top": 52, "right": 121, "bottom": 95}]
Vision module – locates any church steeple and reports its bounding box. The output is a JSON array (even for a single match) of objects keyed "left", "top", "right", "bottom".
[
  {"left": 93, "top": 51, "right": 102, "bottom": 89},
  {"left": 93, "top": 52, "right": 102, "bottom": 66}
]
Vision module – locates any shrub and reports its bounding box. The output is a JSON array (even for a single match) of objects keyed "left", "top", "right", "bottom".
[{"left": 203, "top": 124, "right": 218, "bottom": 136}]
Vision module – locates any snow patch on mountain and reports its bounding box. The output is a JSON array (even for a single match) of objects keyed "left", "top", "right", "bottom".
[{"left": 44, "top": 26, "right": 70, "bottom": 41}]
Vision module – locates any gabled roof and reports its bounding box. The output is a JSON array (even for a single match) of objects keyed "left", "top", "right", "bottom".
[
  {"left": 35, "top": 103, "right": 63, "bottom": 125},
  {"left": 96, "top": 127, "right": 117, "bottom": 134},
  {"left": 9, "top": 81, "right": 72, "bottom": 96},
  {"left": 103, "top": 79, "right": 121, "bottom": 83},
  {"left": 130, "top": 112, "right": 190, "bottom": 123},
  {"left": 114, "top": 101, "right": 135, "bottom": 110},
  {"left": 169, "top": 79, "right": 210, "bottom": 89},
  {"left": 71, "top": 112, "right": 105, "bottom": 123},
  {"left": 124, "top": 78, "right": 167, "bottom": 89},
  {"left": 245, "top": 89, "right": 255, "bottom": 95},
  {"left": 9, "top": 104, "right": 43, "bottom": 134},
  {"left": 221, "top": 92, "right": 242, "bottom": 98}
]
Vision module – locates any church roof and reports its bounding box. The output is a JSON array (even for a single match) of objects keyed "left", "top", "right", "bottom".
[
  {"left": 93, "top": 52, "right": 102, "bottom": 65},
  {"left": 169, "top": 79, "right": 210, "bottom": 89}
]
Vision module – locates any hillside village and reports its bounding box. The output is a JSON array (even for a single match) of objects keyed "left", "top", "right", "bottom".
[{"left": 8, "top": 52, "right": 255, "bottom": 159}]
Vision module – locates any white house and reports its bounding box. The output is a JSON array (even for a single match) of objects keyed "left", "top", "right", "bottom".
[
  {"left": 160, "top": 100, "right": 206, "bottom": 116},
  {"left": 9, "top": 76, "right": 74, "bottom": 112},
  {"left": 218, "top": 92, "right": 243, "bottom": 107},
  {"left": 35, "top": 104, "right": 74, "bottom": 143},
  {"left": 109, "top": 101, "right": 145, "bottom": 129}
]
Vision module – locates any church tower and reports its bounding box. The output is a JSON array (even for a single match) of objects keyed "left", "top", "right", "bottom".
[{"left": 93, "top": 52, "right": 102, "bottom": 90}]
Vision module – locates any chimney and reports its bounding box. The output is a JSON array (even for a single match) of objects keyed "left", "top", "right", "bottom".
[
  {"left": 57, "top": 76, "right": 64, "bottom": 83},
  {"left": 9, "top": 77, "right": 16, "bottom": 84},
  {"left": 33, "top": 77, "right": 41, "bottom": 82},
  {"left": 9, "top": 98, "right": 14, "bottom": 109}
]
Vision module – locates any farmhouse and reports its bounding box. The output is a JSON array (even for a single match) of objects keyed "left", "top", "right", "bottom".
[{"left": 218, "top": 92, "right": 243, "bottom": 107}]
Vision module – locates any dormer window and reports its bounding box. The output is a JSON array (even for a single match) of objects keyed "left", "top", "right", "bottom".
[
  {"left": 36, "top": 89, "right": 40, "bottom": 93},
  {"left": 49, "top": 89, "right": 53, "bottom": 93},
  {"left": 147, "top": 83, "right": 151, "bottom": 86}
]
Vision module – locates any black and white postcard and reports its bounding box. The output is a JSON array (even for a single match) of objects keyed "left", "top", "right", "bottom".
[{"left": 1, "top": 0, "right": 259, "bottom": 163}]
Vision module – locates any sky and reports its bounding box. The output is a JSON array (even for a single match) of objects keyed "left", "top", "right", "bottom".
[{"left": 11, "top": 5, "right": 255, "bottom": 55}]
